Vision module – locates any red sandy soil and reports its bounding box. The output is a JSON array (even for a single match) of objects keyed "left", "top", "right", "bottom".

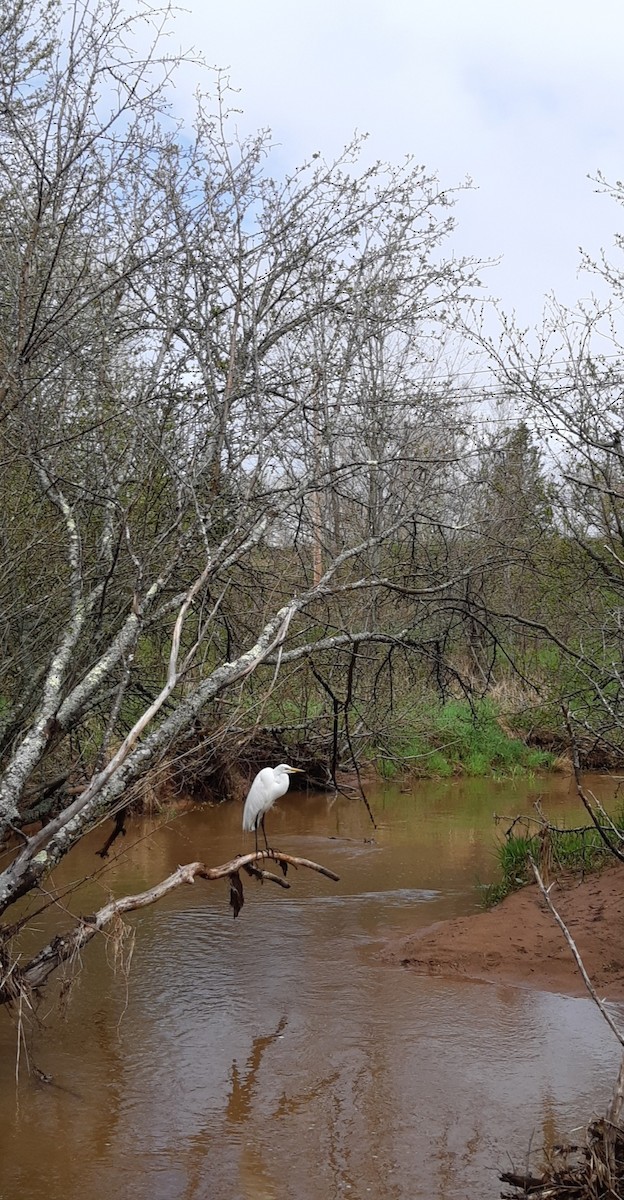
[{"left": 384, "top": 861, "right": 624, "bottom": 998}]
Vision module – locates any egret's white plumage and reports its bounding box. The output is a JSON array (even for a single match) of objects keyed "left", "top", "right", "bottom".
[{"left": 242, "top": 763, "right": 303, "bottom": 852}]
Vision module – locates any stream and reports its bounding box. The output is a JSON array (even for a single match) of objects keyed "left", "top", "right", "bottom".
[{"left": 0, "top": 772, "right": 621, "bottom": 1199}]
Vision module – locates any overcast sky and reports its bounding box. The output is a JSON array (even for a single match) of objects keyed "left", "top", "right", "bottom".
[{"left": 168, "top": 0, "right": 624, "bottom": 330}]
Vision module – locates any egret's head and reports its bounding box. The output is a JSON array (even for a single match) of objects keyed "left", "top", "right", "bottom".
[{"left": 277, "top": 764, "right": 303, "bottom": 775}]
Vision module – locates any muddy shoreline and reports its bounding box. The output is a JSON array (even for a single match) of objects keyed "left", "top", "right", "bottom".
[{"left": 384, "top": 860, "right": 624, "bottom": 999}]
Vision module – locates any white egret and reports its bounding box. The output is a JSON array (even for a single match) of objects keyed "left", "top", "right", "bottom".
[{"left": 242, "top": 764, "right": 304, "bottom": 854}]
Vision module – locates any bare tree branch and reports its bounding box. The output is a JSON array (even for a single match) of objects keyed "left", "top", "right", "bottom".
[{"left": 4, "top": 850, "right": 340, "bottom": 1000}]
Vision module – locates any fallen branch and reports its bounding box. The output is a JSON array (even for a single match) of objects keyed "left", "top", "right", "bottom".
[
  {"left": 2, "top": 850, "right": 339, "bottom": 1004},
  {"left": 500, "top": 1116, "right": 624, "bottom": 1199},
  {"left": 495, "top": 809, "right": 618, "bottom": 838}
]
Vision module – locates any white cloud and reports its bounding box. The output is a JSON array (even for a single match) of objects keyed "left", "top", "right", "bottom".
[{"left": 168, "top": 0, "right": 624, "bottom": 325}]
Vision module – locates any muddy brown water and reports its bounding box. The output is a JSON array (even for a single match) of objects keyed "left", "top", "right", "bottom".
[{"left": 1, "top": 774, "right": 623, "bottom": 1200}]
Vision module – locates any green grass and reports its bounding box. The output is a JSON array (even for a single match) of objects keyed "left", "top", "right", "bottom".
[
  {"left": 434, "top": 699, "right": 550, "bottom": 771},
  {"left": 481, "top": 820, "right": 620, "bottom": 907},
  {"left": 372, "top": 698, "right": 555, "bottom": 780}
]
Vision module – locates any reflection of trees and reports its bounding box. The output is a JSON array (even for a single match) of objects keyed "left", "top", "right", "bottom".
[
  {"left": 226, "top": 1017, "right": 288, "bottom": 1125},
  {"left": 181, "top": 1017, "right": 289, "bottom": 1200}
]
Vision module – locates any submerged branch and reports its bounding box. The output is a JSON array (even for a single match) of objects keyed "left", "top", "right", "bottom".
[{"left": 502, "top": 861, "right": 624, "bottom": 1196}]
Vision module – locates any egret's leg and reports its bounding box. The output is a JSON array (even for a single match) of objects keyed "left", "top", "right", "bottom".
[
  {"left": 254, "top": 823, "right": 259, "bottom": 858},
  {"left": 261, "top": 814, "right": 270, "bottom": 852}
]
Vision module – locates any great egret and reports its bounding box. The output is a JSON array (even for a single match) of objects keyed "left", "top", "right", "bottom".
[{"left": 242, "top": 764, "right": 304, "bottom": 854}]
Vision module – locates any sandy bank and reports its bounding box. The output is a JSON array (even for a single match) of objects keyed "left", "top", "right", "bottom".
[{"left": 384, "top": 861, "right": 624, "bottom": 998}]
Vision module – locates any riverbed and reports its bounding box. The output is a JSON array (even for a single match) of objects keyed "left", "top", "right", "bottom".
[{"left": 0, "top": 773, "right": 621, "bottom": 1199}]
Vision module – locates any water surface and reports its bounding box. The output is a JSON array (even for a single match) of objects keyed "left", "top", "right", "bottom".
[{"left": 0, "top": 773, "right": 621, "bottom": 1199}]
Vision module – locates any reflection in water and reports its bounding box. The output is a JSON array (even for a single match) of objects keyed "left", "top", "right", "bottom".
[
  {"left": 0, "top": 774, "right": 621, "bottom": 1199},
  {"left": 226, "top": 1017, "right": 288, "bottom": 1124},
  {"left": 236, "top": 1144, "right": 280, "bottom": 1200},
  {"left": 432, "top": 1118, "right": 484, "bottom": 1200}
]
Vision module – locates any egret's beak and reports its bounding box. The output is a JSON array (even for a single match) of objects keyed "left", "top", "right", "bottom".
[{"left": 286, "top": 766, "right": 304, "bottom": 773}]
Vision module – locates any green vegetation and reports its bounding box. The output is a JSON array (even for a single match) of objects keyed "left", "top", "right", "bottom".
[
  {"left": 370, "top": 698, "right": 555, "bottom": 780},
  {"left": 481, "top": 819, "right": 622, "bottom": 907}
]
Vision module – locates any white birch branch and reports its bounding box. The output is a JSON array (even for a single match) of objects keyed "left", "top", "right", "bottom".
[{"left": 0, "top": 466, "right": 99, "bottom": 828}]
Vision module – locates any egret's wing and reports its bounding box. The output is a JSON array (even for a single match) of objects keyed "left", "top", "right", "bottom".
[{"left": 242, "top": 770, "right": 270, "bottom": 831}]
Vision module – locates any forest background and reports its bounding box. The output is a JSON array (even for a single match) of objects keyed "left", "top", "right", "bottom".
[{"left": 1, "top": 0, "right": 624, "bottom": 1000}]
